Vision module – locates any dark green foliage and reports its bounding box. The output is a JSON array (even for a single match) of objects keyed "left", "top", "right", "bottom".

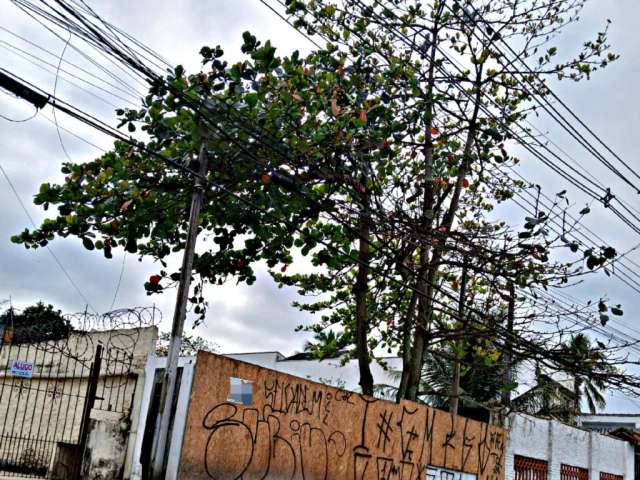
[{"left": 0, "top": 302, "right": 72, "bottom": 344}]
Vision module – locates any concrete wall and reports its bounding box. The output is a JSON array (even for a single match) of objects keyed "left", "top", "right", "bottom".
[
  {"left": 178, "top": 352, "right": 507, "bottom": 480},
  {"left": 0, "top": 326, "right": 157, "bottom": 478},
  {"left": 81, "top": 410, "right": 129, "bottom": 480},
  {"left": 505, "top": 413, "right": 634, "bottom": 480},
  {"left": 153, "top": 352, "right": 403, "bottom": 479}
]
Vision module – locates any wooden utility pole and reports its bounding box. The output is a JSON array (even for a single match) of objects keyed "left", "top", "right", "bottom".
[
  {"left": 501, "top": 281, "right": 516, "bottom": 407},
  {"left": 450, "top": 259, "right": 468, "bottom": 416},
  {"left": 151, "top": 144, "right": 209, "bottom": 479}
]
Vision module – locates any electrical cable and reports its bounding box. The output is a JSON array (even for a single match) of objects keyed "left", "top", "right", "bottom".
[
  {"left": 9, "top": 3, "right": 640, "bottom": 388},
  {"left": 52, "top": 30, "right": 73, "bottom": 162},
  {"left": 108, "top": 252, "right": 126, "bottom": 312}
]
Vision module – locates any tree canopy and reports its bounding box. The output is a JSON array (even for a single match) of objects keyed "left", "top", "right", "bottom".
[
  {"left": 11, "top": 0, "right": 636, "bottom": 412},
  {"left": 0, "top": 302, "right": 72, "bottom": 344}
]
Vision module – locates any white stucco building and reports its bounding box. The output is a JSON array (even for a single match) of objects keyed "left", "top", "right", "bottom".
[
  {"left": 577, "top": 413, "right": 640, "bottom": 433},
  {"left": 224, "top": 350, "right": 403, "bottom": 391},
  {"left": 506, "top": 413, "right": 635, "bottom": 480}
]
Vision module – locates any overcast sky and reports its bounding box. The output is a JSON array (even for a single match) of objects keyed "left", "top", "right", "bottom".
[{"left": 1, "top": 0, "right": 640, "bottom": 411}]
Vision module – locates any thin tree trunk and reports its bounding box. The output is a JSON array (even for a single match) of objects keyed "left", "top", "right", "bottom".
[
  {"left": 403, "top": 64, "right": 484, "bottom": 401},
  {"left": 398, "top": 16, "right": 441, "bottom": 402},
  {"left": 450, "top": 259, "right": 468, "bottom": 415},
  {"left": 501, "top": 282, "right": 515, "bottom": 407},
  {"left": 396, "top": 290, "right": 418, "bottom": 403},
  {"left": 355, "top": 196, "right": 374, "bottom": 396}
]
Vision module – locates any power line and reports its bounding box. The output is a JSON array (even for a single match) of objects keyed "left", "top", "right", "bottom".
[
  {"left": 55, "top": 0, "right": 640, "bottom": 310},
  {"left": 108, "top": 252, "right": 126, "bottom": 311},
  {"left": 256, "top": 0, "right": 640, "bottom": 360},
  {"left": 52, "top": 30, "right": 73, "bottom": 163},
  {"left": 8, "top": 3, "right": 640, "bottom": 390},
  {"left": 458, "top": 0, "right": 640, "bottom": 187},
  {"left": 0, "top": 25, "right": 142, "bottom": 99},
  {"left": 0, "top": 90, "right": 38, "bottom": 122},
  {"left": 341, "top": 0, "right": 640, "bottom": 235},
  {"left": 261, "top": 0, "right": 640, "bottom": 288},
  {"left": 0, "top": 41, "right": 122, "bottom": 108}
]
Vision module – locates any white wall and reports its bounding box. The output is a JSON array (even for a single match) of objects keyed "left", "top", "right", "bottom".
[
  {"left": 505, "top": 413, "right": 634, "bottom": 480},
  {"left": 148, "top": 353, "right": 638, "bottom": 480},
  {"left": 224, "top": 351, "right": 284, "bottom": 370},
  {"left": 129, "top": 355, "right": 197, "bottom": 480},
  {"left": 227, "top": 352, "right": 403, "bottom": 393},
  {"left": 578, "top": 414, "right": 640, "bottom": 432}
]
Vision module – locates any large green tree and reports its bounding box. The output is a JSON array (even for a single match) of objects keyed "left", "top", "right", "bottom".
[
  {"left": 12, "top": 0, "right": 630, "bottom": 404},
  {"left": 0, "top": 302, "right": 72, "bottom": 344}
]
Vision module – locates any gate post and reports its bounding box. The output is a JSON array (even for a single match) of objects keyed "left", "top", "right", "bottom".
[{"left": 78, "top": 345, "right": 103, "bottom": 466}]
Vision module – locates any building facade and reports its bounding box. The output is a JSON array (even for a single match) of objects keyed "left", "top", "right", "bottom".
[
  {"left": 578, "top": 414, "right": 640, "bottom": 434},
  {"left": 505, "top": 413, "right": 634, "bottom": 480}
]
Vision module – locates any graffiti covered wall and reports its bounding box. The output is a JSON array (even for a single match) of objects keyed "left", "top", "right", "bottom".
[{"left": 178, "top": 352, "right": 505, "bottom": 480}]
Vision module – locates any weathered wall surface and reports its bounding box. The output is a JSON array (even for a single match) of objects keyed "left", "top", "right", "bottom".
[
  {"left": 0, "top": 326, "right": 157, "bottom": 477},
  {"left": 179, "top": 352, "right": 506, "bottom": 480},
  {"left": 504, "top": 413, "right": 634, "bottom": 480},
  {"left": 81, "top": 410, "right": 129, "bottom": 480}
]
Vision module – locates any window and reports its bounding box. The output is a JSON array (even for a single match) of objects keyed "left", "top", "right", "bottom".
[
  {"left": 561, "top": 464, "right": 588, "bottom": 480},
  {"left": 600, "top": 473, "right": 623, "bottom": 480},
  {"left": 227, "top": 377, "right": 253, "bottom": 404},
  {"left": 515, "top": 455, "right": 548, "bottom": 480}
]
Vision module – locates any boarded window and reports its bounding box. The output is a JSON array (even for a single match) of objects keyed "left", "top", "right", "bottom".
[
  {"left": 600, "top": 473, "right": 623, "bottom": 480},
  {"left": 515, "top": 455, "right": 548, "bottom": 480},
  {"left": 561, "top": 464, "right": 588, "bottom": 480}
]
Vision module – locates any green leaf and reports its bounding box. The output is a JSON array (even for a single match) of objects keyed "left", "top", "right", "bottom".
[{"left": 245, "top": 93, "right": 259, "bottom": 108}]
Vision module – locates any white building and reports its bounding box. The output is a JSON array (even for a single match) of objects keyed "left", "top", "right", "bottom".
[
  {"left": 506, "top": 413, "right": 635, "bottom": 480},
  {"left": 577, "top": 413, "right": 640, "bottom": 433},
  {"left": 225, "top": 350, "right": 403, "bottom": 391}
]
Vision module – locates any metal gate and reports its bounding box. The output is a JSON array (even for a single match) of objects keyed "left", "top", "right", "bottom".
[
  {"left": 515, "top": 455, "right": 549, "bottom": 480},
  {"left": 0, "top": 334, "right": 137, "bottom": 478},
  {"left": 561, "top": 464, "right": 589, "bottom": 480}
]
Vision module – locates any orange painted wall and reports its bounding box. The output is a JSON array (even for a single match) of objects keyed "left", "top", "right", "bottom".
[{"left": 178, "top": 351, "right": 506, "bottom": 480}]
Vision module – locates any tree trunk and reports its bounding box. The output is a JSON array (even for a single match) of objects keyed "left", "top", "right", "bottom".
[
  {"left": 402, "top": 62, "right": 484, "bottom": 401},
  {"left": 501, "top": 282, "right": 515, "bottom": 407},
  {"left": 396, "top": 290, "right": 418, "bottom": 403},
  {"left": 397, "top": 16, "right": 441, "bottom": 402},
  {"left": 450, "top": 259, "right": 468, "bottom": 415},
  {"left": 354, "top": 197, "right": 374, "bottom": 396}
]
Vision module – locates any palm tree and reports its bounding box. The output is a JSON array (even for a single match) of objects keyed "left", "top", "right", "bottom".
[
  {"left": 374, "top": 341, "right": 506, "bottom": 422},
  {"left": 564, "top": 333, "right": 608, "bottom": 414},
  {"left": 512, "top": 366, "right": 576, "bottom": 422},
  {"left": 512, "top": 334, "right": 609, "bottom": 422}
]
